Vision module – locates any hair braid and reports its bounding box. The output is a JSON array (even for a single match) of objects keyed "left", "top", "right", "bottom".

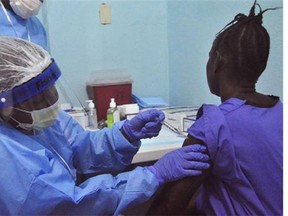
[{"left": 212, "top": 0, "right": 280, "bottom": 83}]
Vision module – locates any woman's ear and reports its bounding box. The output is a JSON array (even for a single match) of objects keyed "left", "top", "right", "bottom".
[
  {"left": 214, "top": 51, "right": 223, "bottom": 72},
  {"left": 207, "top": 50, "right": 223, "bottom": 75}
]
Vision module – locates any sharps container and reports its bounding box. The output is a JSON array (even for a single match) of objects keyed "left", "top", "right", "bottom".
[{"left": 86, "top": 72, "right": 132, "bottom": 121}]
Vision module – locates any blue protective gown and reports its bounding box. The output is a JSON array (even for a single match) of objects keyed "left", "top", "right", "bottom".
[
  {"left": 0, "top": 6, "right": 47, "bottom": 49},
  {"left": 188, "top": 97, "right": 283, "bottom": 216},
  {"left": 0, "top": 111, "right": 159, "bottom": 215}
]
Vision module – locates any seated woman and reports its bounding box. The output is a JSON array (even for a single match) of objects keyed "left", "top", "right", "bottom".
[{"left": 147, "top": 1, "right": 283, "bottom": 215}]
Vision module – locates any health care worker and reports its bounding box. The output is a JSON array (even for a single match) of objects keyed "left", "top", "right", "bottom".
[
  {"left": 0, "top": 0, "right": 47, "bottom": 49},
  {"left": 0, "top": 36, "right": 210, "bottom": 215}
]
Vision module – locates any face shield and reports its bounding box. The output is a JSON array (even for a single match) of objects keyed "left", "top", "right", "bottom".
[
  {"left": 0, "top": 36, "right": 62, "bottom": 133},
  {"left": 0, "top": 36, "right": 88, "bottom": 133},
  {"left": 0, "top": 59, "right": 62, "bottom": 133}
]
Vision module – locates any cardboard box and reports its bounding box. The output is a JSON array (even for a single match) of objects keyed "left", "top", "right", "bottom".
[{"left": 160, "top": 106, "right": 199, "bottom": 132}]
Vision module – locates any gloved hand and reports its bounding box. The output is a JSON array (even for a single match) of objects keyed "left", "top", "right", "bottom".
[
  {"left": 121, "top": 109, "right": 165, "bottom": 143},
  {"left": 147, "top": 144, "right": 210, "bottom": 184}
]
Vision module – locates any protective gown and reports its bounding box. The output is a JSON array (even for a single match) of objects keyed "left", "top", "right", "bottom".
[
  {"left": 0, "top": 6, "right": 47, "bottom": 49},
  {"left": 188, "top": 97, "right": 283, "bottom": 216},
  {"left": 0, "top": 110, "right": 159, "bottom": 215}
]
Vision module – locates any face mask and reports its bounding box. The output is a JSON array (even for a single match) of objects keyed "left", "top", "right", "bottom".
[
  {"left": 11, "top": 99, "right": 60, "bottom": 131},
  {"left": 10, "top": 0, "right": 42, "bottom": 19}
]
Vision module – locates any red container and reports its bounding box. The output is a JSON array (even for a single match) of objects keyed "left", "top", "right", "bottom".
[{"left": 87, "top": 81, "right": 132, "bottom": 121}]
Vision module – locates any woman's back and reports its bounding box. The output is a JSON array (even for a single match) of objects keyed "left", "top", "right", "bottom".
[{"left": 194, "top": 98, "right": 283, "bottom": 215}]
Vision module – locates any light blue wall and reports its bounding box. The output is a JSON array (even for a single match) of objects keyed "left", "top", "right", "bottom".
[
  {"left": 40, "top": 0, "right": 283, "bottom": 107},
  {"left": 41, "top": 0, "right": 170, "bottom": 107},
  {"left": 167, "top": 0, "right": 283, "bottom": 106}
]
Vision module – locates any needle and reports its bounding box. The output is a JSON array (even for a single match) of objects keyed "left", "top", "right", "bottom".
[{"left": 161, "top": 121, "right": 187, "bottom": 138}]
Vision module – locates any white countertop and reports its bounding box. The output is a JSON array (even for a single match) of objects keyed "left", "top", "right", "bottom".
[{"left": 132, "top": 126, "right": 185, "bottom": 163}]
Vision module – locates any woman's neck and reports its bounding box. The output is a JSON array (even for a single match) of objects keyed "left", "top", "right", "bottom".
[
  {"left": 222, "top": 91, "right": 278, "bottom": 108},
  {"left": 220, "top": 84, "right": 256, "bottom": 102}
]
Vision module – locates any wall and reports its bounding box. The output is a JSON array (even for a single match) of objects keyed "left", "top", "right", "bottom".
[
  {"left": 168, "top": 0, "right": 283, "bottom": 106},
  {"left": 42, "top": 0, "right": 170, "bottom": 107},
  {"left": 40, "top": 0, "right": 283, "bottom": 107}
]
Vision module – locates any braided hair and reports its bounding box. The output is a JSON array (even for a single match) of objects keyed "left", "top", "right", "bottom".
[{"left": 211, "top": 0, "right": 280, "bottom": 84}]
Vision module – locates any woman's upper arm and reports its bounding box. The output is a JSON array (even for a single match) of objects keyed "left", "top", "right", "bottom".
[{"left": 146, "top": 134, "right": 211, "bottom": 215}]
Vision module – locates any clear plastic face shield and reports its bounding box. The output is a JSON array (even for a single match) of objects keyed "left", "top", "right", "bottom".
[
  {"left": 0, "top": 36, "right": 61, "bottom": 134},
  {"left": 0, "top": 59, "right": 61, "bottom": 134},
  {"left": 0, "top": 36, "right": 89, "bottom": 134}
]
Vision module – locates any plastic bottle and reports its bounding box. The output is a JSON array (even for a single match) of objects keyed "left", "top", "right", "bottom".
[
  {"left": 107, "top": 98, "right": 120, "bottom": 128},
  {"left": 86, "top": 100, "right": 98, "bottom": 129}
]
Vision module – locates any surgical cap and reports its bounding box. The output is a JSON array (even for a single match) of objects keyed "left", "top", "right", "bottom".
[{"left": 0, "top": 36, "right": 51, "bottom": 92}]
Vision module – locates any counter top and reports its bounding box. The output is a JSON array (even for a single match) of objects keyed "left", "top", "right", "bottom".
[{"left": 132, "top": 126, "right": 185, "bottom": 163}]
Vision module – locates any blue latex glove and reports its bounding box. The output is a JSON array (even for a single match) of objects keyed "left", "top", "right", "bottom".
[
  {"left": 121, "top": 109, "right": 165, "bottom": 143},
  {"left": 147, "top": 144, "right": 210, "bottom": 184}
]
